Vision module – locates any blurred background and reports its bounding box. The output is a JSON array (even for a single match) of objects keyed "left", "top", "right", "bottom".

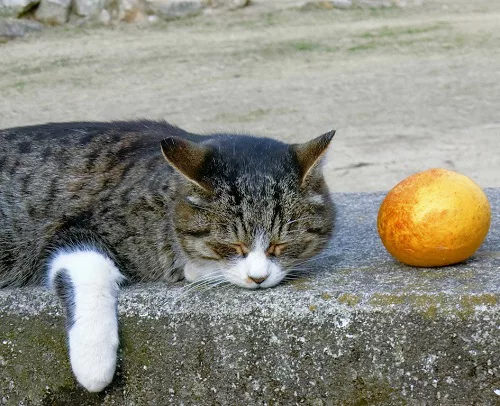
[{"left": 1, "top": 0, "right": 499, "bottom": 192}]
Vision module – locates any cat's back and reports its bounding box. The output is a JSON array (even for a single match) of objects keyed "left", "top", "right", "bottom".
[
  {"left": 0, "top": 120, "right": 193, "bottom": 285},
  {"left": 0, "top": 120, "right": 192, "bottom": 160},
  {"left": 0, "top": 121, "right": 187, "bottom": 211},
  {"left": 0, "top": 119, "right": 194, "bottom": 183}
]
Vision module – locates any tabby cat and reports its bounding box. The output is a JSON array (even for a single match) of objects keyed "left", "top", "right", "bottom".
[{"left": 0, "top": 120, "right": 335, "bottom": 392}]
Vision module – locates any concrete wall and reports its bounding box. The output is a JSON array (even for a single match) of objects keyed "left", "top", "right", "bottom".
[{"left": 1, "top": 191, "right": 499, "bottom": 405}]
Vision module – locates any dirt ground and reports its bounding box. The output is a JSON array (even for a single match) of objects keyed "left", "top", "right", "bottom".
[{"left": 1, "top": 0, "right": 499, "bottom": 192}]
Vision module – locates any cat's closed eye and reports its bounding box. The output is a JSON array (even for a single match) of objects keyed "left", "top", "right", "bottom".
[
  {"left": 207, "top": 241, "right": 288, "bottom": 259},
  {"left": 230, "top": 242, "right": 249, "bottom": 257},
  {"left": 206, "top": 242, "right": 248, "bottom": 259},
  {"left": 266, "top": 243, "right": 287, "bottom": 257}
]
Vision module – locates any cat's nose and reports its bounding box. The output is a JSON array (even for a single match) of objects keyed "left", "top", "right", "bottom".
[{"left": 249, "top": 276, "right": 268, "bottom": 284}]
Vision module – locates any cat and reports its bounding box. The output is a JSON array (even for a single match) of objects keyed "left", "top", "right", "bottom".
[{"left": 0, "top": 120, "right": 335, "bottom": 392}]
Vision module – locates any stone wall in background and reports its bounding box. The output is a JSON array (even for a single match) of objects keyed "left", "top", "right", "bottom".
[
  {"left": 0, "top": 0, "right": 423, "bottom": 40},
  {"left": 0, "top": 0, "right": 248, "bottom": 25}
]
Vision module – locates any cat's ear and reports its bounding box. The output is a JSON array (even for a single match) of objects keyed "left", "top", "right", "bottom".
[
  {"left": 292, "top": 130, "right": 336, "bottom": 186},
  {"left": 161, "top": 137, "right": 212, "bottom": 191}
]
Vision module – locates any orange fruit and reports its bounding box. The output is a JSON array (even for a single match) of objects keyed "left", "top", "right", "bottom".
[{"left": 377, "top": 168, "right": 491, "bottom": 267}]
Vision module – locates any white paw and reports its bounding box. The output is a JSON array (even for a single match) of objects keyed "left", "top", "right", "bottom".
[{"left": 69, "top": 320, "right": 119, "bottom": 392}]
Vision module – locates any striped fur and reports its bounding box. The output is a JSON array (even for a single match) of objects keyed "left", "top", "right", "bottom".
[{"left": 0, "top": 120, "right": 335, "bottom": 390}]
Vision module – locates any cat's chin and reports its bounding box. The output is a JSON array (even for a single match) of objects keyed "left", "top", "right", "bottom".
[{"left": 229, "top": 277, "right": 282, "bottom": 290}]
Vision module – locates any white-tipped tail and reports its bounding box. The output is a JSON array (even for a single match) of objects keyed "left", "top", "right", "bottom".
[{"left": 48, "top": 249, "right": 124, "bottom": 392}]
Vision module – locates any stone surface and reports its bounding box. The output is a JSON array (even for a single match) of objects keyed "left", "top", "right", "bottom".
[
  {"left": 34, "top": 0, "right": 71, "bottom": 24},
  {"left": 73, "top": 0, "right": 105, "bottom": 16},
  {"left": 0, "top": 17, "right": 43, "bottom": 38},
  {"left": 301, "top": 0, "right": 352, "bottom": 9},
  {"left": 209, "top": 0, "right": 250, "bottom": 9},
  {"left": 116, "top": 0, "right": 146, "bottom": 22},
  {"left": 0, "top": 0, "right": 38, "bottom": 17},
  {"left": 0, "top": 190, "right": 499, "bottom": 404},
  {"left": 144, "top": 0, "right": 205, "bottom": 19},
  {"left": 97, "top": 7, "right": 110, "bottom": 23}
]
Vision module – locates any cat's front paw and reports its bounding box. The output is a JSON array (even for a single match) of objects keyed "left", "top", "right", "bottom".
[{"left": 69, "top": 321, "right": 119, "bottom": 392}]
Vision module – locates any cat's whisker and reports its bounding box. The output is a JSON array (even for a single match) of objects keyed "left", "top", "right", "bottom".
[
  {"left": 185, "top": 272, "right": 222, "bottom": 284},
  {"left": 283, "top": 267, "right": 318, "bottom": 279},
  {"left": 175, "top": 279, "right": 230, "bottom": 304},
  {"left": 177, "top": 279, "right": 221, "bottom": 298},
  {"left": 285, "top": 268, "right": 319, "bottom": 278},
  {"left": 291, "top": 252, "right": 335, "bottom": 267},
  {"left": 282, "top": 274, "right": 305, "bottom": 282},
  {"left": 194, "top": 279, "right": 230, "bottom": 296},
  {"left": 285, "top": 216, "right": 325, "bottom": 225},
  {"left": 171, "top": 272, "right": 226, "bottom": 305}
]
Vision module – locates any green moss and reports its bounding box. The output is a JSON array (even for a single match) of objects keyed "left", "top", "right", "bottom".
[
  {"left": 120, "top": 319, "right": 155, "bottom": 369},
  {"left": 0, "top": 314, "right": 80, "bottom": 403},
  {"left": 320, "top": 292, "right": 332, "bottom": 300},
  {"left": 369, "top": 293, "right": 405, "bottom": 306},
  {"left": 457, "top": 294, "right": 498, "bottom": 320},
  {"left": 290, "top": 277, "right": 312, "bottom": 291},
  {"left": 368, "top": 293, "right": 498, "bottom": 320},
  {"left": 407, "top": 294, "right": 447, "bottom": 320},
  {"left": 337, "top": 293, "right": 361, "bottom": 306},
  {"left": 349, "top": 376, "right": 401, "bottom": 406}
]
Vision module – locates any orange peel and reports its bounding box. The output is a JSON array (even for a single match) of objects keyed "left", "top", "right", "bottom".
[{"left": 377, "top": 168, "right": 491, "bottom": 267}]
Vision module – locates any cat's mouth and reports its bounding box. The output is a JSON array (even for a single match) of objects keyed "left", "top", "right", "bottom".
[{"left": 226, "top": 269, "right": 286, "bottom": 290}]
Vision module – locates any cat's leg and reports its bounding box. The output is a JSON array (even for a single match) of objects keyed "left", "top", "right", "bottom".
[{"left": 47, "top": 248, "right": 125, "bottom": 392}]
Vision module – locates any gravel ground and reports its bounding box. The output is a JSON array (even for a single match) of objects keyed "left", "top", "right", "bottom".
[{"left": 1, "top": 0, "right": 499, "bottom": 192}]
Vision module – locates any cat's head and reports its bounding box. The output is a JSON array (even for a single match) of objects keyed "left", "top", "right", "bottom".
[{"left": 161, "top": 130, "right": 335, "bottom": 289}]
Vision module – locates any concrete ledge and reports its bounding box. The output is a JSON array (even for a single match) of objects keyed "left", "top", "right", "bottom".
[{"left": 1, "top": 191, "right": 499, "bottom": 405}]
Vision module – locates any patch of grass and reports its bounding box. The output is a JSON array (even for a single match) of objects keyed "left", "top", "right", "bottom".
[
  {"left": 259, "top": 39, "right": 338, "bottom": 57},
  {"left": 358, "top": 22, "right": 447, "bottom": 39},
  {"left": 263, "top": 12, "right": 280, "bottom": 27},
  {"left": 347, "top": 41, "right": 379, "bottom": 52},
  {"left": 290, "top": 40, "right": 322, "bottom": 51},
  {"left": 253, "top": 22, "right": 450, "bottom": 58},
  {"left": 17, "top": 64, "right": 43, "bottom": 75},
  {"left": 13, "top": 55, "right": 99, "bottom": 77},
  {"left": 53, "top": 57, "right": 72, "bottom": 67},
  {"left": 346, "top": 22, "right": 450, "bottom": 53},
  {"left": 13, "top": 81, "right": 27, "bottom": 91}
]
